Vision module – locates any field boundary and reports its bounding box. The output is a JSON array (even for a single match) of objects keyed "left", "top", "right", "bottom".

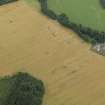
[
  {"left": 38, "top": 0, "right": 105, "bottom": 44},
  {"left": 0, "top": 0, "right": 18, "bottom": 6}
]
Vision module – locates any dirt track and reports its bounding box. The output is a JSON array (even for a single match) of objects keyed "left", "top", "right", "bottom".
[{"left": 0, "top": 1, "right": 105, "bottom": 105}]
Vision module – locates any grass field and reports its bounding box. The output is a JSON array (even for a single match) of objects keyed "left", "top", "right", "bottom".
[
  {"left": 24, "top": 0, "right": 39, "bottom": 7},
  {"left": 48, "top": 0, "right": 105, "bottom": 31},
  {"left": 1, "top": 1, "right": 105, "bottom": 105}
]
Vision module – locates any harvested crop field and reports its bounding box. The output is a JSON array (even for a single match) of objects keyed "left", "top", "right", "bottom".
[{"left": 1, "top": 1, "right": 105, "bottom": 105}]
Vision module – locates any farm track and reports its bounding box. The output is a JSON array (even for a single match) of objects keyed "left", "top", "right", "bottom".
[{"left": 0, "top": 1, "right": 105, "bottom": 105}]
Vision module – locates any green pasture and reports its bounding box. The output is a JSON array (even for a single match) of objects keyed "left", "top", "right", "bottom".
[
  {"left": 24, "top": 0, "right": 39, "bottom": 8},
  {"left": 48, "top": 0, "right": 105, "bottom": 31}
]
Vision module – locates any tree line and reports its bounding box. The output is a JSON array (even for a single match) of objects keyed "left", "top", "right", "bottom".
[
  {"left": 38, "top": 0, "right": 105, "bottom": 44},
  {"left": 100, "top": 0, "right": 105, "bottom": 9},
  {"left": 2, "top": 72, "right": 45, "bottom": 105}
]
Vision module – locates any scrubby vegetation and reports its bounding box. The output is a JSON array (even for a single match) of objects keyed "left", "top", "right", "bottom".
[
  {"left": 38, "top": 0, "right": 105, "bottom": 44},
  {"left": 0, "top": 72, "right": 45, "bottom": 105},
  {"left": 0, "top": 0, "right": 18, "bottom": 5}
]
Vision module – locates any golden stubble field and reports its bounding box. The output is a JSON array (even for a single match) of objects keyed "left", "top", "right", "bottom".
[{"left": 0, "top": 1, "right": 105, "bottom": 105}]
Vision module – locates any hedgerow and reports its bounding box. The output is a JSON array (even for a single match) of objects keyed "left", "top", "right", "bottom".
[{"left": 38, "top": 0, "right": 105, "bottom": 44}]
